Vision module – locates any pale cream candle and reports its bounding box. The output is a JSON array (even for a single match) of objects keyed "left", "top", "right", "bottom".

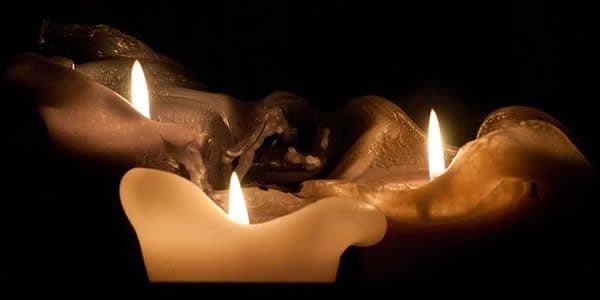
[{"left": 119, "top": 168, "right": 386, "bottom": 282}]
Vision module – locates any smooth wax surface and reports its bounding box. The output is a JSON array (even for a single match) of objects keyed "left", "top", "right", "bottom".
[{"left": 120, "top": 168, "right": 386, "bottom": 282}]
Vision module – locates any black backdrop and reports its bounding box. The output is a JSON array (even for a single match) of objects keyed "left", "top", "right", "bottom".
[{"left": 1, "top": 0, "right": 597, "bottom": 290}]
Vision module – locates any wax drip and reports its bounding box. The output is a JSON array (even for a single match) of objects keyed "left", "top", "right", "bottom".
[
  {"left": 224, "top": 106, "right": 296, "bottom": 180},
  {"left": 162, "top": 131, "right": 213, "bottom": 192}
]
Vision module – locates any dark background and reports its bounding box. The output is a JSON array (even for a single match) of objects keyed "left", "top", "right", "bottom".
[{"left": 1, "top": 0, "right": 597, "bottom": 290}]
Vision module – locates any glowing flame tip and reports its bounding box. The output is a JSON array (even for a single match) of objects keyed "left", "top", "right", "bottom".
[
  {"left": 428, "top": 109, "right": 445, "bottom": 180},
  {"left": 228, "top": 172, "right": 250, "bottom": 225},
  {"left": 131, "top": 60, "right": 150, "bottom": 119}
]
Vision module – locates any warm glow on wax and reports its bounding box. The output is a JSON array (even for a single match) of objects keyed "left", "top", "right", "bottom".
[
  {"left": 131, "top": 60, "right": 151, "bottom": 119},
  {"left": 428, "top": 109, "right": 445, "bottom": 180}
]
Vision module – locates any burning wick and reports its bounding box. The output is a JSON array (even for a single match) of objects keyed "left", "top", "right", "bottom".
[
  {"left": 428, "top": 109, "right": 445, "bottom": 180},
  {"left": 228, "top": 172, "right": 250, "bottom": 224},
  {"left": 130, "top": 60, "right": 151, "bottom": 119}
]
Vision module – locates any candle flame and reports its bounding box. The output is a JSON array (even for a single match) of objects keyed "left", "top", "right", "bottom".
[
  {"left": 131, "top": 60, "right": 151, "bottom": 119},
  {"left": 428, "top": 109, "right": 445, "bottom": 180},
  {"left": 228, "top": 172, "right": 250, "bottom": 224}
]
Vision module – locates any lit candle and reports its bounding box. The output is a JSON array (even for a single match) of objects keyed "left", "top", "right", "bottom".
[
  {"left": 296, "top": 100, "right": 594, "bottom": 281},
  {"left": 119, "top": 168, "right": 386, "bottom": 282}
]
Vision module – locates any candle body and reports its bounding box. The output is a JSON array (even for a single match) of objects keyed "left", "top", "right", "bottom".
[
  {"left": 301, "top": 107, "right": 595, "bottom": 281},
  {"left": 120, "top": 168, "right": 386, "bottom": 282}
]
